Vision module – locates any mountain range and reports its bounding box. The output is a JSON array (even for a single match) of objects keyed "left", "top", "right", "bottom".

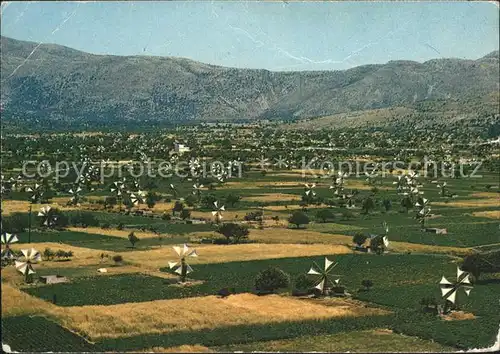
[{"left": 1, "top": 35, "right": 498, "bottom": 124}]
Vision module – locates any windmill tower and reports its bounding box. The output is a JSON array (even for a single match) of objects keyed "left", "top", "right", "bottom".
[
  {"left": 307, "top": 257, "right": 341, "bottom": 296},
  {"left": 439, "top": 267, "right": 474, "bottom": 313},
  {"left": 168, "top": 244, "right": 198, "bottom": 283}
]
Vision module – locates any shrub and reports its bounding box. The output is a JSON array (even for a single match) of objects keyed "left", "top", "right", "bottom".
[
  {"left": 101, "top": 222, "right": 111, "bottom": 229},
  {"left": 225, "top": 193, "right": 241, "bottom": 207},
  {"left": 70, "top": 211, "right": 99, "bottom": 228},
  {"left": 288, "top": 211, "right": 310, "bottom": 229},
  {"left": 293, "top": 273, "right": 315, "bottom": 292},
  {"left": 353, "top": 232, "right": 368, "bottom": 247},
  {"left": 315, "top": 209, "right": 335, "bottom": 223},
  {"left": 172, "top": 201, "right": 184, "bottom": 215},
  {"left": 113, "top": 255, "right": 123, "bottom": 263},
  {"left": 254, "top": 266, "right": 290, "bottom": 293},
  {"left": 161, "top": 213, "right": 171, "bottom": 221},
  {"left": 104, "top": 196, "right": 117, "bottom": 209},
  {"left": 128, "top": 232, "right": 140, "bottom": 248},
  {"left": 370, "top": 236, "right": 386, "bottom": 255},
  {"left": 361, "top": 279, "right": 373, "bottom": 291},
  {"left": 244, "top": 210, "right": 263, "bottom": 221},
  {"left": 341, "top": 210, "right": 355, "bottom": 220},
  {"left": 117, "top": 223, "right": 124, "bottom": 230},
  {"left": 180, "top": 209, "right": 191, "bottom": 220}
]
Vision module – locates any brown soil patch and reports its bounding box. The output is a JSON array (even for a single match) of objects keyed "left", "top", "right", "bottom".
[{"left": 442, "top": 311, "right": 476, "bottom": 321}]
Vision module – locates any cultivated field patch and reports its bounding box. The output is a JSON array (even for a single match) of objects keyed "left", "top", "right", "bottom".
[{"left": 53, "top": 294, "right": 387, "bottom": 339}]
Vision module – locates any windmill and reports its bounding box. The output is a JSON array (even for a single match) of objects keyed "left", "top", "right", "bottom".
[
  {"left": 38, "top": 206, "right": 57, "bottom": 228},
  {"left": 1, "top": 232, "right": 19, "bottom": 260},
  {"left": 26, "top": 183, "right": 43, "bottom": 203},
  {"left": 192, "top": 183, "right": 204, "bottom": 200},
  {"left": 382, "top": 221, "right": 390, "bottom": 249},
  {"left": 439, "top": 267, "right": 474, "bottom": 313},
  {"left": 304, "top": 183, "right": 316, "bottom": 197},
  {"left": 25, "top": 183, "right": 44, "bottom": 243},
  {"left": 307, "top": 257, "right": 341, "bottom": 296},
  {"left": 415, "top": 197, "right": 431, "bottom": 228},
  {"left": 168, "top": 244, "right": 198, "bottom": 282},
  {"left": 169, "top": 183, "right": 178, "bottom": 198},
  {"left": 437, "top": 181, "right": 448, "bottom": 197},
  {"left": 393, "top": 175, "right": 407, "bottom": 194},
  {"left": 129, "top": 190, "right": 146, "bottom": 206},
  {"left": 68, "top": 185, "right": 83, "bottom": 206},
  {"left": 15, "top": 248, "right": 41, "bottom": 282},
  {"left": 212, "top": 201, "right": 225, "bottom": 223},
  {"left": 111, "top": 180, "right": 126, "bottom": 211}
]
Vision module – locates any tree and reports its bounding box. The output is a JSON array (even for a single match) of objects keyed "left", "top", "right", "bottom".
[
  {"left": 128, "top": 232, "right": 139, "bottom": 248},
  {"left": 293, "top": 273, "right": 315, "bottom": 294},
  {"left": 172, "top": 201, "right": 184, "bottom": 216},
  {"left": 401, "top": 196, "right": 413, "bottom": 213},
  {"left": 201, "top": 193, "right": 217, "bottom": 209},
  {"left": 361, "top": 279, "right": 373, "bottom": 291},
  {"left": 370, "top": 236, "right": 386, "bottom": 255},
  {"left": 382, "top": 199, "right": 392, "bottom": 212},
  {"left": 216, "top": 223, "right": 250, "bottom": 244},
  {"left": 288, "top": 211, "right": 310, "bottom": 229},
  {"left": 254, "top": 266, "right": 290, "bottom": 293},
  {"left": 43, "top": 247, "right": 55, "bottom": 261},
  {"left": 225, "top": 193, "right": 241, "bottom": 207},
  {"left": 184, "top": 194, "right": 198, "bottom": 207},
  {"left": 315, "top": 209, "right": 335, "bottom": 223},
  {"left": 180, "top": 209, "right": 191, "bottom": 220},
  {"left": 146, "top": 192, "right": 159, "bottom": 209},
  {"left": 362, "top": 197, "right": 375, "bottom": 214},
  {"left": 353, "top": 232, "right": 368, "bottom": 247},
  {"left": 461, "top": 250, "right": 500, "bottom": 279}
]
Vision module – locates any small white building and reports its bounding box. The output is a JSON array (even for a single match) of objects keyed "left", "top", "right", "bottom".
[
  {"left": 174, "top": 142, "right": 190, "bottom": 154},
  {"left": 39, "top": 275, "right": 69, "bottom": 284}
]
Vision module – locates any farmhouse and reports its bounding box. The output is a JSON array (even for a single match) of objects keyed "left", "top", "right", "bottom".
[{"left": 39, "top": 275, "right": 69, "bottom": 284}]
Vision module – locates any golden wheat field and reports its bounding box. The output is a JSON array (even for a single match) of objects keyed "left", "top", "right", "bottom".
[
  {"left": 124, "top": 243, "right": 352, "bottom": 269},
  {"left": 242, "top": 193, "right": 302, "bottom": 202},
  {"left": 51, "top": 294, "right": 387, "bottom": 340}
]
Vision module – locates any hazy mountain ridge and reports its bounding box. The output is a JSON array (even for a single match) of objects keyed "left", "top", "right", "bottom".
[{"left": 1, "top": 36, "right": 498, "bottom": 123}]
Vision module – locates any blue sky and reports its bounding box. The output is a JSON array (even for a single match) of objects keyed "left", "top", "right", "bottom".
[{"left": 1, "top": 1, "right": 498, "bottom": 71}]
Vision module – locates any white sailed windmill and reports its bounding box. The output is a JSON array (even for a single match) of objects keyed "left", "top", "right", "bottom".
[
  {"left": 68, "top": 185, "right": 83, "bottom": 206},
  {"left": 129, "top": 190, "right": 146, "bottom": 206},
  {"left": 168, "top": 244, "right": 198, "bottom": 282},
  {"left": 307, "top": 257, "right": 341, "bottom": 296},
  {"left": 381, "top": 221, "right": 390, "bottom": 249},
  {"left": 304, "top": 183, "right": 316, "bottom": 197},
  {"left": 393, "top": 175, "right": 407, "bottom": 194},
  {"left": 437, "top": 181, "right": 448, "bottom": 197},
  {"left": 1, "top": 233, "right": 19, "bottom": 259},
  {"left": 26, "top": 183, "right": 43, "bottom": 203},
  {"left": 111, "top": 180, "right": 126, "bottom": 210},
  {"left": 212, "top": 201, "right": 225, "bottom": 223},
  {"left": 38, "top": 206, "right": 57, "bottom": 227},
  {"left": 439, "top": 267, "right": 474, "bottom": 310},
  {"left": 110, "top": 180, "right": 125, "bottom": 197},
  {"left": 415, "top": 197, "right": 431, "bottom": 228},
  {"left": 15, "top": 248, "right": 41, "bottom": 282},
  {"left": 169, "top": 183, "right": 178, "bottom": 198},
  {"left": 192, "top": 183, "right": 204, "bottom": 199}
]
